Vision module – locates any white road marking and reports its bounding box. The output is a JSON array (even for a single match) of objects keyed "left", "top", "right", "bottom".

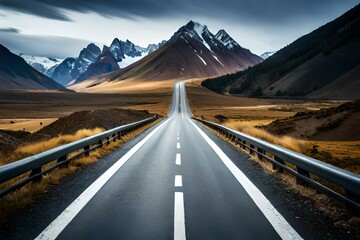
[
  {"left": 35, "top": 119, "right": 170, "bottom": 240},
  {"left": 187, "top": 118, "right": 303, "bottom": 240},
  {"left": 177, "top": 137, "right": 179, "bottom": 140},
  {"left": 176, "top": 153, "right": 181, "bottom": 165},
  {"left": 175, "top": 175, "right": 183, "bottom": 187},
  {"left": 174, "top": 192, "right": 186, "bottom": 240},
  {"left": 177, "top": 143, "right": 181, "bottom": 149}
]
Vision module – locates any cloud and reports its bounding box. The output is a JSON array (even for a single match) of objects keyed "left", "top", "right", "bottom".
[
  {"left": 0, "top": 0, "right": 71, "bottom": 21},
  {"left": 0, "top": 0, "right": 358, "bottom": 25},
  {"left": 0, "top": 27, "right": 20, "bottom": 33},
  {"left": 0, "top": 32, "right": 100, "bottom": 58}
]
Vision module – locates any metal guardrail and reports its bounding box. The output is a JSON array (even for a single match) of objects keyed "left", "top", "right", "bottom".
[
  {"left": 0, "top": 115, "right": 158, "bottom": 198},
  {"left": 196, "top": 118, "right": 360, "bottom": 213}
]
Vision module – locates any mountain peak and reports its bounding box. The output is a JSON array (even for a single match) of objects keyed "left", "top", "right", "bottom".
[
  {"left": 215, "top": 29, "right": 240, "bottom": 50},
  {"left": 171, "top": 20, "right": 209, "bottom": 42}
]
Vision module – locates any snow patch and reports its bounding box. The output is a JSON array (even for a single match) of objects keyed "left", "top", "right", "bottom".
[
  {"left": 195, "top": 53, "right": 207, "bottom": 66},
  {"left": 20, "top": 54, "right": 63, "bottom": 69},
  {"left": 212, "top": 55, "right": 224, "bottom": 66},
  {"left": 193, "top": 23, "right": 213, "bottom": 53},
  {"left": 180, "top": 36, "right": 189, "bottom": 44},
  {"left": 117, "top": 53, "right": 145, "bottom": 68}
]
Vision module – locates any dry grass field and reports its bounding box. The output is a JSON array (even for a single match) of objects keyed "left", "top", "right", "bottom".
[
  {"left": 0, "top": 118, "right": 58, "bottom": 132},
  {"left": 0, "top": 119, "right": 161, "bottom": 222},
  {"left": 1, "top": 79, "right": 357, "bottom": 174},
  {"left": 185, "top": 81, "right": 359, "bottom": 173},
  {"left": 0, "top": 83, "right": 172, "bottom": 119}
]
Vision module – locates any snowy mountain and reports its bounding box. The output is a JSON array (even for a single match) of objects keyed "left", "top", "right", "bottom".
[
  {"left": 76, "top": 51, "right": 119, "bottom": 83},
  {"left": 51, "top": 58, "right": 76, "bottom": 86},
  {"left": 19, "top": 54, "right": 63, "bottom": 77},
  {"left": 215, "top": 29, "right": 240, "bottom": 50},
  {"left": 72, "top": 20, "right": 263, "bottom": 90},
  {"left": 146, "top": 40, "right": 167, "bottom": 54},
  {"left": 72, "top": 39, "right": 165, "bottom": 83},
  {"left": 108, "top": 38, "right": 142, "bottom": 62},
  {"left": 71, "top": 43, "right": 101, "bottom": 79},
  {"left": 0, "top": 44, "right": 68, "bottom": 91},
  {"left": 260, "top": 51, "right": 276, "bottom": 60},
  {"left": 50, "top": 43, "right": 101, "bottom": 85}
]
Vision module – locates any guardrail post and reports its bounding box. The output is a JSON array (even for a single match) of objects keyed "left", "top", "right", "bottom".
[
  {"left": 249, "top": 144, "right": 255, "bottom": 155},
  {"left": 296, "top": 167, "right": 310, "bottom": 186},
  {"left": 98, "top": 139, "right": 103, "bottom": 148},
  {"left": 256, "top": 147, "right": 264, "bottom": 161},
  {"left": 112, "top": 134, "right": 116, "bottom": 142},
  {"left": 117, "top": 131, "right": 121, "bottom": 140},
  {"left": 106, "top": 137, "right": 110, "bottom": 145},
  {"left": 29, "top": 167, "right": 42, "bottom": 182},
  {"left": 273, "top": 156, "right": 285, "bottom": 173},
  {"left": 84, "top": 145, "right": 90, "bottom": 157},
  {"left": 242, "top": 140, "right": 246, "bottom": 150},
  {"left": 345, "top": 190, "right": 360, "bottom": 215},
  {"left": 57, "top": 154, "right": 68, "bottom": 168}
]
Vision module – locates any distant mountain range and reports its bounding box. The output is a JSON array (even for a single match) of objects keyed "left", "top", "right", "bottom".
[
  {"left": 0, "top": 44, "right": 68, "bottom": 91},
  {"left": 19, "top": 54, "right": 63, "bottom": 77},
  {"left": 72, "top": 21, "right": 262, "bottom": 90},
  {"left": 202, "top": 4, "right": 360, "bottom": 99},
  {"left": 20, "top": 39, "right": 165, "bottom": 86},
  {"left": 260, "top": 51, "right": 275, "bottom": 60}
]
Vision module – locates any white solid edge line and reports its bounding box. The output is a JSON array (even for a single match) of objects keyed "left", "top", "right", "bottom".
[
  {"left": 187, "top": 118, "right": 303, "bottom": 240},
  {"left": 175, "top": 175, "right": 183, "bottom": 187},
  {"left": 177, "top": 143, "right": 181, "bottom": 149},
  {"left": 174, "top": 192, "right": 186, "bottom": 240},
  {"left": 176, "top": 153, "right": 181, "bottom": 165},
  {"left": 35, "top": 118, "right": 170, "bottom": 240}
]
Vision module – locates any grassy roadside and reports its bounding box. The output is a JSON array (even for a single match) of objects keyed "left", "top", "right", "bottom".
[
  {"left": 220, "top": 120, "right": 360, "bottom": 174},
  {"left": 0, "top": 118, "right": 162, "bottom": 223},
  {"left": 197, "top": 119, "right": 360, "bottom": 233}
]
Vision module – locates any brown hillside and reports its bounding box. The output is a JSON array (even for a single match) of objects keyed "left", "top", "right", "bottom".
[{"left": 263, "top": 100, "right": 360, "bottom": 141}]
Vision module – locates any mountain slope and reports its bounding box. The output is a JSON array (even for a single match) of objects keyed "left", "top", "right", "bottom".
[
  {"left": 0, "top": 44, "right": 68, "bottom": 91},
  {"left": 76, "top": 51, "right": 119, "bottom": 83},
  {"left": 50, "top": 43, "right": 101, "bottom": 86},
  {"left": 202, "top": 4, "right": 360, "bottom": 99},
  {"left": 73, "top": 21, "right": 262, "bottom": 89},
  {"left": 260, "top": 52, "right": 276, "bottom": 60},
  {"left": 51, "top": 58, "right": 76, "bottom": 86},
  {"left": 19, "top": 54, "right": 63, "bottom": 77}
]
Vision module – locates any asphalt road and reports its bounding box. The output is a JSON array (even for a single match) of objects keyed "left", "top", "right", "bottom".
[{"left": 24, "top": 82, "right": 303, "bottom": 240}]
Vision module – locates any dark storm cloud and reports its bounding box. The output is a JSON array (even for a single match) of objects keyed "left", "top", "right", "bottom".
[
  {"left": 0, "top": 27, "right": 20, "bottom": 33},
  {"left": 0, "top": 0, "right": 358, "bottom": 24},
  {"left": 0, "top": 32, "right": 96, "bottom": 58},
  {"left": 0, "top": 0, "right": 71, "bottom": 21}
]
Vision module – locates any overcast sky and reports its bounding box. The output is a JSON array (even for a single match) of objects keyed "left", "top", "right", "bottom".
[{"left": 0, "top": 0, "right": 358, "bottom": 58}]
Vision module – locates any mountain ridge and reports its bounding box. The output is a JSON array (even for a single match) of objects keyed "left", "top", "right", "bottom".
[
  {"left": 202, "top": 4, "right": 360, "bottom": 99},
  {"left": 71, "top": 20, "right": 262, "bottom": 90},
  {"left": 0, "top": 44, "right": 69, "bottom": 91}
]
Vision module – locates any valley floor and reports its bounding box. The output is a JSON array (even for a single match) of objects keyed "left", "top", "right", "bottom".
[{"left": 0, "top": 80, "right": 358, "bottom": 173}]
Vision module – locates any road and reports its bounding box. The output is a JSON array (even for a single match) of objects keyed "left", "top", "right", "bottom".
[{"left": 33, "top": 81, "right": 303, "bottom": 239}]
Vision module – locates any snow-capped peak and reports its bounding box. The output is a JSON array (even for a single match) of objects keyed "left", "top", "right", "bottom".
[
  {"left": 193, "top": 21, "right": 206, "bottom": 37},
  {"left": 260, "top": 51, "right": 276, "bottom": 60},
  {"left": 171, "top": 21, "right": 215, "bottom": 53},
  {"left": 215, "top": 29, "right": 240, "bottom": 50},
  {"left": 20, "top": 54, "right": 63, "bottom": 69}
]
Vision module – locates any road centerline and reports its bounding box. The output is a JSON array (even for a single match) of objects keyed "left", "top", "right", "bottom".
[
  {"left": 174, "top": 192, "right": 186, "bottom": 240},
  {"left": 176, "top": 153, "right": 181, "bottom": 165},
  {"left": 175, "top": 175, "right": 183, "bottom": 187}
]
